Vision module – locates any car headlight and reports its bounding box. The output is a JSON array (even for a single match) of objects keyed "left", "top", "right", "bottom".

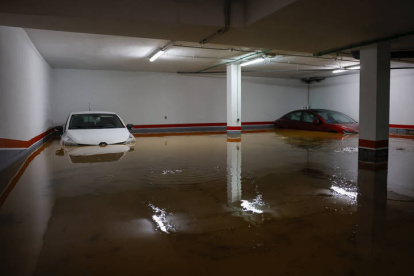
[
  {"left": 125, "top": 133, "right": 136, "bottom": 144},
  {"left": 61, "top": 135, "right": 77, "bottom": 146}
]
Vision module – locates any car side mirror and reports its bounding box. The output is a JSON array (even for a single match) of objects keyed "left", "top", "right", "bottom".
[
  {"left": 313, "top": 119, "right": 320, "bottom": 124},
  {"left": 55, "top": 126, "right": 63, "bottom": 132},
  {"left": 126, "top": 124, "right": 134, "bottom": 130}
]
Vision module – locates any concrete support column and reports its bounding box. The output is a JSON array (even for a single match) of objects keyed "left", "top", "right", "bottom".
[
  {"left": 227, "top": 140, "right": 241, "bottom": 203},
  {"left": 227, "top": 64, "right": 241, "bottom": 136},
  {"left": 358, "top": 42, "right": 390, "bottom": 163}
]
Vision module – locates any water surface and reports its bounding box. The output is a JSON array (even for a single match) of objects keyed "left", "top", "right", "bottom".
[{"left": 1, "top": 130, "right": 413, "bottom": 275}]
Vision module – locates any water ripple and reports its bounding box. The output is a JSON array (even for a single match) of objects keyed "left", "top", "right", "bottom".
[{"left": 146, "top": 166, "right": 226, "bottom": 186}]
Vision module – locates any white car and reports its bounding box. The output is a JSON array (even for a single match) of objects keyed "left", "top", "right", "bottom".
[{"left": 58, "top": 111, "right": 136, "bottom": 146}]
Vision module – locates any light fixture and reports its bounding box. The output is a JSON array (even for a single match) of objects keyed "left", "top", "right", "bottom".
[
  {"left": 148, "top": 40, "right": 175, "bottom": 62},
  {"left": 240, "top": 57, "right": 264, "bottom": 67},
  {"left": 332, "top": 69, "right": 346, "bottom": 74},
  {"left": 347, "top": 65, "right": 360, "bottom": 70},
  {"left": 149, "top": 50, "right": 165, "bottom": 62}
]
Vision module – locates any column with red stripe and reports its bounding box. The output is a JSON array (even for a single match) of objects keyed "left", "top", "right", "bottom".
[
  {"left": 226, "top": 64, "right": 241, "bottom": 137},
  {"left": 358, "top": 42, "right": 390, "bottom": 163}
]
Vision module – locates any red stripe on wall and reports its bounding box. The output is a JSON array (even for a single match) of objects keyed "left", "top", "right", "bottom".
[
  {"left": 389, "top": 134, "right": 414, "bottom": 140},
  {"left": 359, "top": 139, "right": 389, "bottom": 149},
  {"left": 132, "top": 122, "right": 413, "bottom": 129},
  {"left": 227, "top": 126, "right": 242, "bottom": 131},
  {"left": 133, "top": 123, "right": 227, "bottom": 129},
  {"left": 389, "top": 124, "right": 414, "bottom": 129},
  {"left": 242, "top": 121, "right": 275, "bottom": 125},
  {"left": 0, "top": 128, "right": 55, "bottom": 148},
  {"left": 133, "top": 122, "right": 275, "bottom": 129}
]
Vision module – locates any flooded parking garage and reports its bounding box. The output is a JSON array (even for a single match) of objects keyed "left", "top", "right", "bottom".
[{"left": 1, "top": 130, "right": 414, "bottom": 275}]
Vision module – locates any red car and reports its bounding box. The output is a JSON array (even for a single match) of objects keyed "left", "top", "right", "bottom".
[{"left": 274, "top": 109, "right": 359, "bottom": 134}]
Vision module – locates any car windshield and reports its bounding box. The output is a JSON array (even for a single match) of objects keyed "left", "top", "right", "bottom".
[
  {"left": 69, "top": 114, "right": 125, "bottom": 129},
  {"left": 314, "top": 110, "right": 356, "bottom": 124}
]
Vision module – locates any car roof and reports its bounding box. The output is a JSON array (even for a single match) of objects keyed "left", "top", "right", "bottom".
[
  {"left": 70, "top": 111, "right": 117, "bottom": 115},
  {"left": 289, "top": 109, "right": 334, "bottom": 112},
  {"left": 308, "top": 109, "right": 335, "bottom": 112}
]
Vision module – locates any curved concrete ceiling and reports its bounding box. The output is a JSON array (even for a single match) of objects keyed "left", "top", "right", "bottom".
[
  {"left": 2, "top": 0, "right": 414, "bottom": 52},
  {"left": 24, "top": 27, "right": 363, "bottom": 79}
]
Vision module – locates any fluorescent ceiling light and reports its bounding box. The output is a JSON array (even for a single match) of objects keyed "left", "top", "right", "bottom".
[
  {"left": 332, "top": 69, "right": 346, "bottom": 74},
  {"left": 149, "top": 50, "right": 165, "bottom": 62},
  {"left": 240, "top": 57, "right": 264, "bottom": 67},
  {"left": 347, "top": 65, "right": 360, "bottom": 70}
]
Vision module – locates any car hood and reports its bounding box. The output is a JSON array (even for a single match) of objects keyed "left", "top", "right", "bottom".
[
  {"left": 67, "top": 128, "right": 131, "bottom": 145},
  {"left": 336, "top": 123, "right": 359, "bottom": 133}
]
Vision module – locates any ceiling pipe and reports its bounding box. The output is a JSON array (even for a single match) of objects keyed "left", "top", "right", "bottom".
[
  {"left": 174, "top": 43, "right": 358, "bottom": 61},
  {"left": 187, "top": 49, "right": 272, "bottom": 73},
  {"left": 177, "top": 66, "right": 414, "bottom": 75},
  {"left": 351, "top": 50, "right": 414, "bottom": 60},
  {"left": 313, "top": 30, "right": 414, "bottom": 57},
  {"left": 178, "top": 68, "right": 334, "bottom": 74},
  {"left": 199, "top": 0, "right": 231, "bottom": 44},
  {"left": 173, "top": 43, "right": 252, "bottom": 53},
  {"left": 269, "top": 60, "right": 341, "bottom": 68},
  {"left": 167, "top": 54, "right": 237, "bottom": 61}
]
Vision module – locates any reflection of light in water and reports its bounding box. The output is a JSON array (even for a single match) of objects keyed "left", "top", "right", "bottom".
[
  {"left": 335, "top": 147, "right": 358, "bottom": 153},
  {"left": 241, "top": 194, "right": 265, "bottom": 214},
  {"left": 330, "top": 162, "right": 358, "bottom": 204},
  {"left": 149, "top": 204, "right": 175, "bottom": 234},
  {"left": 331, "top": 185, "right": 358, "bottom": 200},
  {"left": 161, "top": 170, "right": 183, "bottom": 175}
]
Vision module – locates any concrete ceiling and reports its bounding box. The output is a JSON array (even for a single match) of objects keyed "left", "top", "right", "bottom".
[
  {"left": 24, "top": 28, "right": 361, "bottom": 79},
  {"left": 2, "top": 0, "right": 414, "bottom": 79}
]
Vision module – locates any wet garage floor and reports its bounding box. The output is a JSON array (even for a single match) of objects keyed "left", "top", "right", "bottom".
[{"left": 1, "top": 130, "right": 414, "bottom": 275}]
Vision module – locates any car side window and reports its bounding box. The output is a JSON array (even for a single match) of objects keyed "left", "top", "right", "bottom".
[
  {"left": 285, "top": 111, "right": 302, "bottom": 121},
  {"left": 302, "top": 112, "right": 317, "bottom": 123}
]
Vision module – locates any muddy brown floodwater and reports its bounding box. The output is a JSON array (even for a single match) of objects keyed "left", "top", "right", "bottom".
[{"left": 1, "top": 130, "right": 414, "bottom": 275}]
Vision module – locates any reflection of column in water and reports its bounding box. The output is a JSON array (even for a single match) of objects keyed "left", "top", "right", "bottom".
[
  {"left": 356, "top": 162, "right": 388, "bottom": 259},
  {"left": 227, "top": 140, "right": 242, "bottom": 203}
]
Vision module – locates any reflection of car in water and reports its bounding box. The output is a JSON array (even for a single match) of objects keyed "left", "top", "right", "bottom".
[
  {"left": 56, "top": 111, "right": 136, "bottom": 146},
  {"left": 56, "top": 145, "right": 133, "bottom": 163},
  {"left": 275, "top": 129, "right": 355, "bottom": 150},
  {"left": 275, "top": 109, "right": 359, "bottom": 134}
]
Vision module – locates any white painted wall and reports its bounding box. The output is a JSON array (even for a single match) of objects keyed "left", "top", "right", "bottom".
[
  {"left": 0, "top": 26, "right": 52, "bottom": 141},
  {"left": 309, "top": 70, "right": 414, "bottom": 125},
  {"left": 242, "top": 76, "right": 307, "bottom": 122},
  {"left": 52, "top": 69, "right": 307, "bottom": 125},
  {"left": 309, "top": 74, "right": 360, "bottom": 121},
  {"left": 389, "top": 69, "right": 414, "bottom": 125}
]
